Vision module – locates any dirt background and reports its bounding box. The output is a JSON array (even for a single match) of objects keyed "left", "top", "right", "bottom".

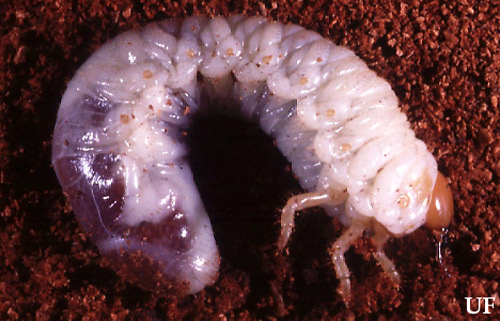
[{"left": 1, "top": 0, "right": 498, "bottom": 320}]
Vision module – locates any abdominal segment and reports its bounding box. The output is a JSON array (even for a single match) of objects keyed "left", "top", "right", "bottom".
[{"left": 52, "top": 153, "right": 125, "bottom": 240}]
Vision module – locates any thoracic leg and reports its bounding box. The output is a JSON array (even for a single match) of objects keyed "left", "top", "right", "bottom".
[
  {"left": 372, "top": 222, "right": 401, "bottom": 285},
  {"left": 278, "top": 188, "right": 348, "bottom": 250},
  {"left": 277, "top": 190, "right": 333, "bottom": 250},
  {"left": 328, "top": 224, "right": 365, "bottom": 305}
]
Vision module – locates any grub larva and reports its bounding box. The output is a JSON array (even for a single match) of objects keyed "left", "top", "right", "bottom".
[{"left": 52, "top": 16, "right": 453, "bottom": 302}]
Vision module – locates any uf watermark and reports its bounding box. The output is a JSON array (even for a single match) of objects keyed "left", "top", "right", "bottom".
[{"left": 465, "top": 297, "right": 495, "bottom": 314}]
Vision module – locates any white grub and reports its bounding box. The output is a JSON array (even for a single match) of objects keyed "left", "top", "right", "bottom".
[{"left": 52, "top": 16, "right": 451, "bottom": 302}]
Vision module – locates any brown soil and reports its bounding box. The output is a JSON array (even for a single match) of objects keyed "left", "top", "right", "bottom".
[{"left": 1, "top": 0, "right": 498, "bottom": 320}]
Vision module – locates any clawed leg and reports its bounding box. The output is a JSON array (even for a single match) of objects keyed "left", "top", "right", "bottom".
[
  {"left": 372, "top": 223, "right": 401, "bottom": 285},
  {"left": 277, "top": 188, "right": 347, "bottom": 250},
  {"left": 328, "top": 224, "right": 365, "bottom": 306},
  {"left": 277, "top": 190, "right": 332, "bottom": 250}
]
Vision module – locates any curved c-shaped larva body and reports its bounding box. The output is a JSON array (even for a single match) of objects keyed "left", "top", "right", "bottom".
[{"left": 52, "top": 16, "right": 452, "bottom": 299}]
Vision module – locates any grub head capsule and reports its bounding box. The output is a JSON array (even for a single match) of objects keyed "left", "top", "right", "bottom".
[{"left": 425, "top": 171, "right": 454, "bottom": 230}]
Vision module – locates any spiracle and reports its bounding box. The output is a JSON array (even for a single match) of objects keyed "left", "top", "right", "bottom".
[{"left": 52, "top": 16, "right": 453, "bottom": 301}]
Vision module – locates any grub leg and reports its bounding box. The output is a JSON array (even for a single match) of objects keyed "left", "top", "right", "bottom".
[
  {"left": 372, "top": 223, "right": 401, "bottom": 285},
  {"left": 277, "top": 190, "right": 332, "bottom": 250},
  {"left": 329, "top": 224, "right": 365, "bottom": 305}
]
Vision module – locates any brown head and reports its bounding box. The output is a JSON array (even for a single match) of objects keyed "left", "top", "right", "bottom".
[{"left": 424, "top": 171, "right": 454, "bottom": 230}]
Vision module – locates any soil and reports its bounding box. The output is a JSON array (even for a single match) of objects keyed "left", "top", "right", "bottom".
[{"left": 1, "top": 0, "right": 498, "bottom": 320}]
